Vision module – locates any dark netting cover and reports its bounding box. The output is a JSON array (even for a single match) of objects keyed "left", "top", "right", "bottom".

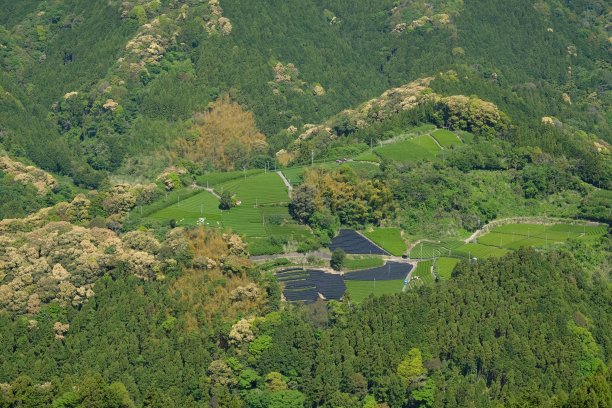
[
  {"left": 343, "top": 262, "right": 413, "bottom": 281},
  {"left": 308, "top": 270, "right": 346, "bottom": 300},
  {"left": 284, "top": 288, "right": 320, "bottom": 302},
  {"left": 329, "top": 229, "right": 388, "bottom": 255}
]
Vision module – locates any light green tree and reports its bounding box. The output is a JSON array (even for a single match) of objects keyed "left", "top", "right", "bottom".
[{"left": 397, "top": 348, "right": 426, "bottom": 386}]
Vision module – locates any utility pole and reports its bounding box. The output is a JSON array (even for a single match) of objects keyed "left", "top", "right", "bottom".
[
  {"left": 311, "top": 150, "right": 314, "bottom": 166},
  {"left": 200, "top": 204, "right": 203, "bottom": 216}
]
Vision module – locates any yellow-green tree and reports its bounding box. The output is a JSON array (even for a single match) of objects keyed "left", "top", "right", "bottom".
[
  {"left": 397, "top": 348, "right": 426, "bottom": 386},
  {"left": 176, "top": 96, "right": 267, "bottom": 170}
]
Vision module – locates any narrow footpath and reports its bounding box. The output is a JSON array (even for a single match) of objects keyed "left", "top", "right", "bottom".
[{"left": 276, "top": 171, "right": 293, "bottom": 197}]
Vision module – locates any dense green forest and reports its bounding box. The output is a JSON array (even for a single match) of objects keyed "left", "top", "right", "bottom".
[
  {"left": 0, "top": 1, "right": 611, "bottom": 407},
  {"left": 0, "top": 0, "right": 609, "bottom": 184},
  {"left": 1, "top": 248, "right": 610, "bottom": 407}
]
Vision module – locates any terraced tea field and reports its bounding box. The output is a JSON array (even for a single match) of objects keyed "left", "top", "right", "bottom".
[
  {"left": 196, "top": 168, "right": 264, "bottom": 187},
  {"left": 476, "top": 223, "right": 607, "bottom": 250},
  {"left": 147, "top": 189, "right": 223, "bottom": 226},
  {"left": 431, "top": 129, "right": 462, "bottom": 148},
  {"left": 375, "top": 136, "right": 439, "bottom": 163},
  {"left": 409, "top": 223, "right": 607, "bottom": 264},
  {"left": 146, "top": 171, "right": 312, "bottom": 254},
  {"left": 409, "top": 240, "right": 463, "bottom": 258},
  {"left": 344, "top": 280, "right": 404, "bottom": 303},
  {"left": 344, "top": 256, "right": 385, "bottom": 271},
  {"left": 217, "top": 172, "right": 290, "bottom": 205},
  {"left": 453, "top": 243, "right": 511, "bottom": 259},
  {"left": 435, "top": 257, "right": 460, "bottom": 280},
  {"left": 413, "top": 260, "right": 434, "bottom": 284},
  {"left": 362, "top": 227, "right": 406, "bottom": 256}
]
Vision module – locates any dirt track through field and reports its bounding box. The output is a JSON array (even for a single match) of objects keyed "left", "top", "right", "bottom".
[{"left": 277, "top": 171, "right": 293, "bottom": 197}]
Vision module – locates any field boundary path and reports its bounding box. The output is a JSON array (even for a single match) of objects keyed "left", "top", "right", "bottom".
[
  {"left": 204, "top": 187, "right": 220, "bottom": 199},
  {"left": 406, "top": 239, "right": 431, "bottom": 257},
  {"left": 402, "top": 263, "right": 417, "bottom": 292},
  {"left": 464, "top": 216, "right": 605, "bottom": 243},
  {"left": 277, "top": 171, "right": 293, "bottom": 197},
  {"left": 191, "top": 182, "right": 222, "bottom": 199},
  {"left": 430, "top": 135, "right": 443, "bottom": 150}
]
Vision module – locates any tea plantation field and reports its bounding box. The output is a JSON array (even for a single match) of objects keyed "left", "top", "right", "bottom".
[
  {"left": 146, "top": 171, "right": 312, "bottom": 254},
  {"left": 409, "top": 223, "right": 607, "bottom": 264},
  {"left": 431, "top": 129, "right": 462, "bottom": 148},
  {"left": 362, "top": 227, "right": 406, "bottom": 256},
  {"left": 345, "top": 280, "right": 404, "bottom": 303}
]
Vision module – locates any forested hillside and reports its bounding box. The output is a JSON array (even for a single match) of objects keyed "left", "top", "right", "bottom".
[
  {"left": 1, "top": 248, "right": 610, "bottom": 407},
  {"left": 0, "top": 1, "right": 610, "bottom": 407},
  {"left": 0, "top": 0, "right": 609, "bottom": 183}
]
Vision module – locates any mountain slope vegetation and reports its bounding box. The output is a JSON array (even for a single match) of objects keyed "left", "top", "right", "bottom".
[
  {"left": 0, "top": 0, "right": 609, "bottom": 183},
  {"left": 0, "top": 1, "right": 610, "bottom": 407}
]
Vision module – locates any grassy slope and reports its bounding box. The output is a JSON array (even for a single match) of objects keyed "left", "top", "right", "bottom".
[
  {"left": 375, "top": 139, "right": 434, "bottom": 162},
  {"left": 344, "top": 256, "right": 385, "bottom": 271},
  {"left": 218, "top": 172, "right": 289, "bottom": 205},
  {"left": 345, "top": 280, "right": 403, "bottom": 303},
  {"left": 362, "top": 228, "right": 406, "bottom": 256},
  {"left": 454, "top": 243, "right": 511, "bottom": 259},
  {"left": 435, "top": 257, "right": 460, "bottom": 280},
  {"left": 409, "top": 240, "right": 463, "bottom": 258},
  {"left": 196, "top": 169, "right": 264, "bottom": 187},
  {"left": 146, "top": 171, "right": 312, "bottom": 253},
  {"left": 431, "top": 129, "right": 462, "bottom": 148}
]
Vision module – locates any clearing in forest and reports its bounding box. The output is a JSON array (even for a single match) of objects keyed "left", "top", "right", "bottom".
[{"left": 146, "top": 171, "right": 312, "bottom": 254}]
